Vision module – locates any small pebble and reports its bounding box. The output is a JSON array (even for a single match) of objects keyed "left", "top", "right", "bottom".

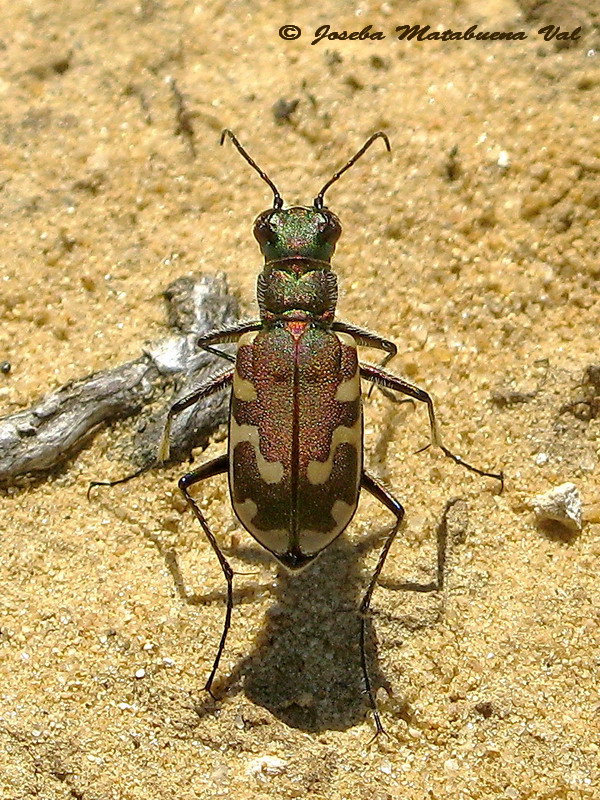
[
  {"left": 497, "top": 150, "right": 510, "bottom": 168},
  {"left": 531, "top": 482, "right": 582, "bottom": 532},
  {"left": 247, "top": 756, "right": 287, "bottom": 778}
]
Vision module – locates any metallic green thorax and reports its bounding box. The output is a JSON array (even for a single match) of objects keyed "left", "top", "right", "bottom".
[{"left": 254, "top": 206, "right": 341, "bottom": 323}]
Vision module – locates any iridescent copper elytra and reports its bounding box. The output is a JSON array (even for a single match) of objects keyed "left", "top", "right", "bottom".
[{"left": 115, "top": 131, "right": 503, "bottom": 735}]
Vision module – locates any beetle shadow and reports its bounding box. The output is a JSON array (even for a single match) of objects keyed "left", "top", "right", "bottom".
[
  {"left": 230, "top": 533, "right": 382, "bottom": 732},
  {"left": 101, "top": 485, "right": 460, "bottom": 733},
  {"left": 95, "top": 474, "right": 462, "bottom": 734},
  {"left": 111, "top": 500, "right": 387, "bottom": 731},
  {"left": 226, "top": 496, "right": 465, "bottom": 731}
]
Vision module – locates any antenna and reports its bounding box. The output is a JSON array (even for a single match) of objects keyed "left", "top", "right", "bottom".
[
  {"left": 221, "top": 129, "right": 284, "bottom": 209},
  {"left": 313, "top": 132, "right": 391, "bottom": 209}
]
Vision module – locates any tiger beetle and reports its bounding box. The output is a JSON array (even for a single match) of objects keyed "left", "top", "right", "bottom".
[{"left": 148, "top": 130, "right": 504, "bottom": 735}]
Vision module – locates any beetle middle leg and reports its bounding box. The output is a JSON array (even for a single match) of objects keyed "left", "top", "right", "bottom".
[
  {"left": 360, "top": 363, "right": 504, "bottom": 488},
  {"left": 88, "top": 369, "right": 233, "bottom": 496},
  {"left": 178, "top": 453, "right": 234, "bottom": 697},
  {"left": 360, "top": 470, "right": 405, "bottom": 737}
]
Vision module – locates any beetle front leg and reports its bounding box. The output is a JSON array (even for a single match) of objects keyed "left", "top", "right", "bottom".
[
  {"left": 88, "top": 369, "right": 233, "bottom": 496},
  {"left": 334, "top": 322, "right": 397, "bottom": 399},
  {"left": 333, "top": 321, "right": 397, "bottom": 368},
  {"left": 197, "top": 320, "right": 261, "bottom": 364},
  {"left": 360, "top": 363, "right": 504, "bottom": 488},
  {"left": 360, "top": 470, "right": 405, "bottom": 737},
  {"left": 178, "top": 453, "right": 233, "bottom": 697}
]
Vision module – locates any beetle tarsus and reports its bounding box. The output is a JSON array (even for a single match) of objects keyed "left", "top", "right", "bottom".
[{"left": 87, "top": 464, "right": 153, "bottom": 500}]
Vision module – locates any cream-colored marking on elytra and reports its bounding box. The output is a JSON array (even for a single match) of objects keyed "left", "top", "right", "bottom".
[
  {"left": 232, "top": 490, "right": 290, "bottom": 555},
  {"left": 250, "top": 527, "right": 290, "bottom": 555},
  {"left": 336, "top": 332, "right": 356, "bottom": 348},
  {"left": 335, "top": 369, "right": 360, "bottom": 402},
  {"left": 334, "top": 333, "right": 360, "bottom": 401},
  {"left": 306, "top": 418, "right": 362, "bottom": 485},
  {"left": 230, "top": 418, "right": 284, "bottom": 484},
  {"left": 238, "top": 331, "right": 259, "bottom": 347},
  {"left": 299, "top": 500, "right": 355, "bottom": 553},
  {"left": 234, "top": 331, "right": 259, "bottom": 401},
  {"left": 331, "top": 498, "right": 355, "bottom": 526},
  {"left": 234, "top": 498, "right": 258, "bottom": 524},
  {"left": 234, "top": 498, "right": 290, "bottom": 554},
  {"left": 233, "top": 371, "right": 257, "bottom": 402}
]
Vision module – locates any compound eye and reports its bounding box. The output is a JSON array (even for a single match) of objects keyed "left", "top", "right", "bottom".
[
  {"left": 320, "top": 212, "right": 342, "bottom": 244},
  {"left": 253, "top": 211, "right": 275, "bottom": 245}
]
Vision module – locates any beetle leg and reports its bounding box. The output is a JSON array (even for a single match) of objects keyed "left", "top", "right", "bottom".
[
  {"left": 87, "top": 463, "right": 153, "bottom": 497},
  {"left": 334, "top": 321, "right": 397, "bottom": 398},
  {"left": 197, "top": 320, "right": 262, "bottom": 364},
  {"left": 360, "top": 470, "right": 405, "bottom": 737},
  {"left": 360, "top": 364, "right": 504, "bottom": 489},
  {"left": 158, "top": 369, "right": 233, "bottom": 463},
  {"left": 88, "top": 370, "right": 233, "bottom": 496},
  {"left": 178, "top": 454, "right": 233, "bottom": 697},
  {"left": 333, "top": 321, "right": 397, "bottom": 361}
]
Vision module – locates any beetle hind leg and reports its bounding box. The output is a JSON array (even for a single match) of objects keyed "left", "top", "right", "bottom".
[
  {"left": 360, "top": 470, "right": 405, "bottom": 737},
  {"left": 178, "top": 453, "right": 232, "bottom": 696}
]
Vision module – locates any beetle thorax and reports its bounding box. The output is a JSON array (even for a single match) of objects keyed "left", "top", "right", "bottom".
[{"left": 253, "top": 206, "right": 341, "bottom": 322}]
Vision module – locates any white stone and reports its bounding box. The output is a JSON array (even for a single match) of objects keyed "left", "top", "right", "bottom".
[
  {"left": 247, "top": 756, "right": 287, "bottom": 778},
  {"left": 532, "top": 482, "right": 582, "bottom": 531}
]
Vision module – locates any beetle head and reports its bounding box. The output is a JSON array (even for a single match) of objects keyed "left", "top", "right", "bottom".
[
  {"left": 220, "top": 130, "right": 390, "bottom": 264},
  {"left": 253, "top": 206, "right": 342, "bottom": 264}
]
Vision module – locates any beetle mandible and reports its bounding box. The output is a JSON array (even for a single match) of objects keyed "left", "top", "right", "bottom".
[{"left": 158, "top": 130, "right": 503, "bottom": 735}]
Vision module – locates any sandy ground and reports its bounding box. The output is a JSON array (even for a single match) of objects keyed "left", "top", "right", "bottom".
[{"left": 0, "top": 0, "right": 599, "bottom": 798}]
